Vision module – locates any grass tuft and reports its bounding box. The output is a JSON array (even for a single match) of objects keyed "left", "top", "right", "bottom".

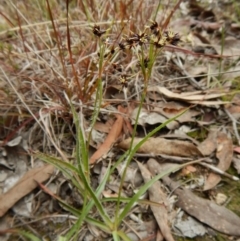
[{"left": 0, "top": 0, "right": 188, "bottom": 239}]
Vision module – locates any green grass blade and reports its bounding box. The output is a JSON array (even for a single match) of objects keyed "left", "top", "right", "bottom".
[
  {"left": 36, "top": 152, "right": 78, "bottom": 173},
  {"left": 117, "top": 164, "right": 182, "bottom": 225},
  {"left": 85, "top": 217, "right": 111, "bottom": 233},
  {"left": 112, "top": 231, "right": 121, "bottom": 241},
  {"left": 36, "top": 152, "right": 83, "bottom": 191},
  {"left": 87, "top": 78, "right": 103, "bottom": 149},
  {"left": 57, "top": 236, "right": 67, "bottom": 241},
  {"left": 16, "top": 230, "right": 42, "bottom": 241},
  {"left": 65, "top": 161, "right": 113, "bottom": 239},
  {"left": 64, "top": 216, "right": 84, "bottom": 240},
  {"left": 116, "top": 109, "right": 189, "bottom": 226},
  {"left": 117, "top": 230, "right": 132, "bottom": 241},
  {"left": 70, "top": 104, "right": 112, "bottom": 225},
  {"left": 71, "top": 103, "right": 89, "bottom": 180}
]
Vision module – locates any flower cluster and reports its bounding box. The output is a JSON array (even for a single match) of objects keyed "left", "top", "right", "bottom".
[
  {"left": 92, "top": 21, "right": 180, "bottom": 51},
  {"left": 92, "top": 21, "right": 181, "bottom": 88}
]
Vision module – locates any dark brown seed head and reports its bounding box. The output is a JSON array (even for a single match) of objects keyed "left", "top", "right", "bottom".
[
  {"left": 170, "top": 33, "right": 181, "bottom": 45},
  {"left": 150, "top": 21, "right": 158, "bottom": 30},
  {"left": 93, "top": 25, "right": 106, "bottom": 37},
  {"left": 144, "top": 57, "right": 149, "bottom": 68},
  {"left": 150, "top": 21, "right": 160, "bottom": 35},
  {"left": 119, "top": 42, "right": 126, "bottom": 50}
]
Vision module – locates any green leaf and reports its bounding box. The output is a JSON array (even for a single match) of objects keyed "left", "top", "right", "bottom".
[
  {"left": 17, "top": 230, "right": 42, "bottom": 241},
  {"left": 116, "top": 109, "right": 189, "bottom": 226},
  {"left": 117, "top": 230, "right": 133, "bottom": 241}
]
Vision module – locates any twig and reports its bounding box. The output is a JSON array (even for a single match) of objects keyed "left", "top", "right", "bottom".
[
  {"left": 225, "top": 109, "right": 240, "bottom": 146},
  {"left": 200, "top": 162, "right": 239, "bottom": 181},
  {"left": 134, "top": 153, "right": 213, "bottom": 164}
]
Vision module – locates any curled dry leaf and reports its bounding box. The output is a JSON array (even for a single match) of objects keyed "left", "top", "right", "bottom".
[
  {"left": 0, "top": 164, "right": 55, "bottom": 217},
  {"left": 137, "top": 162, "right": 174, "bottom": 241},
  {"left": 118, "top": 137, "right": 202, "bottom": 157}
]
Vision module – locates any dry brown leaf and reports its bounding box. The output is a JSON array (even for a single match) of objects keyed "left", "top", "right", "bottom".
[
  {"left": 147, "top": 86, "right": 229, "bottom": 105},
  {"left": 203, "top": 173, "right": 221, "bottom": 191},
  {"left": 137, "top": 162, "right": 174, "bottom": 241},
  {"left": 203, "top": 132, "right": 233, "bottom": 190},
  {"left": 147, "top": 160, "right": 240, "bottom": 236},
  {"left": 216, "top": 132, "right": 233, "bottom": 170},
  {"left": 118, "top": 137, "right": 202, "bottom": 157},
  {"left": 90, "top": 109, "right": 123, "bottom": 164},
  {"left": 131, "top": 102, "right": 199, "bottom": 127},
  {"left": 121, "top": 105, "right": 134, "bottom": 135},
  {"left": 164, "top": 176, "right": 240, "bottom": 236},
  {"left": 161, "top": 104, "right": 200, "bottom": 121},
  {"left": 198, "top": 130, "right": 217, "bottom": 156},
  {"left": 0, "top": 164, "right": 55, "bottom": 217}
]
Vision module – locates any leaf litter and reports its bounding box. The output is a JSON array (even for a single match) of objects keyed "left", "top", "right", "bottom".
[
  {"left": 119, "top": 137, "right": 202, "bottom": 157},
  {"left": 1, "top": 0, "right": 240, "bottom": 240},
  {"left": 0, "top": 164, "right": 55, "bottom": 217},
  {"left": 137, "top": 161, "right": 174, "bottom": 241},
  {"left": 90, "top": 106, "right": 124, "bottom": 164},
  {"left": 147, "top": 158, "right": 240, "bottom": 237}
]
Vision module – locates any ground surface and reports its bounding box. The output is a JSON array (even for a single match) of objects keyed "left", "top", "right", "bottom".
[{"left": 1, "top": 0, "right": 240, "bottom": 240}]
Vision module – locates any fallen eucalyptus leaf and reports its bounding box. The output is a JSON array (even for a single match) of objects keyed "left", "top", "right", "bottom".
[
  {"left": 137, "top": 162, "right": 174, "bottom": 241},
  {"left": 148, "top": 86, "right": 229, "bottom": 105},
  {"left": 203, "top": 132, "right": 233, "bottom": 190},
  {"left": 166, "top": 176, "right": 240, "bottom": 236},
  {"left": 0, "top": 164, "right": 55, "bottom": 217},
  {"left": 147, "top": 159, "right": 240, "bottom": 236},
  {"left": 119, "top": 137, "right": 202, "bottom": 157}
]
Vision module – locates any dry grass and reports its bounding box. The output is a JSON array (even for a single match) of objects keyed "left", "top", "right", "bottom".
[
  {"left": 1, "top": 0, "right": 240, "bottom": 240},
  {"left": 0, "top": 0, "right": 180, "bottom": 150},
  {"left": 0, "top": 0, "right": 182, "bottom": 239}
]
